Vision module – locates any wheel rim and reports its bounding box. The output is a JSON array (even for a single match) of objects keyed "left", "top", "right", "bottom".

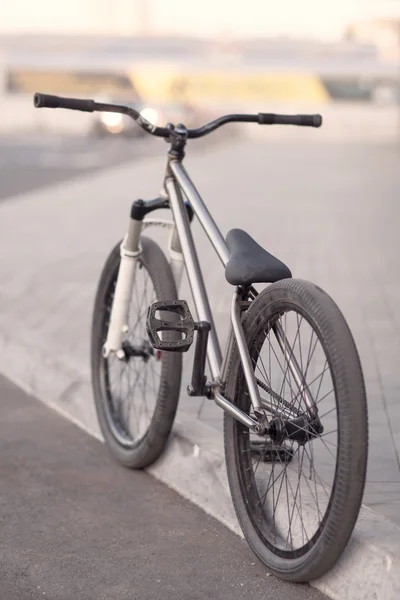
[
  {"left": 235, "top": 303, "right": 339, "bottom": 558},
  {"left": 100, "top": 259, "right": 162, "bottom": 448}
]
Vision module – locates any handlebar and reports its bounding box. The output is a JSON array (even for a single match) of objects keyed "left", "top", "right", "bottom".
[
  {"left": 33, "top": 92, "right": 323, "bottom": 139},
  {"left": 34, "top": 92, "right": 171, "bottom": 137}
]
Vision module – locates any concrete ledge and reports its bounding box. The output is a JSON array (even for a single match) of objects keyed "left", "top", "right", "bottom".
[{"left": 1, "top": 326, "right": 400, "bottom": 600}]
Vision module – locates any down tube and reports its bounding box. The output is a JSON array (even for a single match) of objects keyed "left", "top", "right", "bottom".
[{"left": 165, "top": 176, "right": 222, "bottom": 380}]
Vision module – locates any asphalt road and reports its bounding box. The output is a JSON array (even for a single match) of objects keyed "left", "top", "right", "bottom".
[
  {"left": 0, "top": 133, "right": 161, "bottom": 200},
  {"left": 0, "top": 374, "right": 326, "bottom": 600}
]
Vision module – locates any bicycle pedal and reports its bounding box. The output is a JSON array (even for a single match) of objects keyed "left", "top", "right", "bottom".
[
  {"left": 250, "top": 440, "right": 293, "bottom": 464},
  {"left": 146, "top": 300, "right": 195, "bottom": 353}
]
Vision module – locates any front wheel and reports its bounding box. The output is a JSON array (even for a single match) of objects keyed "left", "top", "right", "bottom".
[
  {"left": 91, "top": 236, "right": 182, "bottom": 469},
  {"left": 224, "top": 278, "right": 368, "bottom": 582}
]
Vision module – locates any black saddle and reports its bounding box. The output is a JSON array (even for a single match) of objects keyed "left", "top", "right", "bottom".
[{"left": 225, "top": 229, "right": 292, "bottom": 286}]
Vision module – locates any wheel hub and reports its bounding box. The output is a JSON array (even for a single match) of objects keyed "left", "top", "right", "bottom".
[
  {"left": 269, "top": 415, "right": 323, "bottom": 445},
  {"left": 121, "top": 340, "right": 154, "bottom": 362}
]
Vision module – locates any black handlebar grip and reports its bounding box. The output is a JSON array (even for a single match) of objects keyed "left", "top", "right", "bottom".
[
  {"left": 34, "top": 93, "right": 95, "bottom": 112},
  {"left": 258, "top": 113, "right": 322, "bottom": 128}
]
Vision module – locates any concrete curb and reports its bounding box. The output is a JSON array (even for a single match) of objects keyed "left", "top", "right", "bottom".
[{"left": 1, "top": 327, "right": 400, "bottom": 600}]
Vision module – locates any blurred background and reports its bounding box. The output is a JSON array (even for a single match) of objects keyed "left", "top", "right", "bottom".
[
  {"left": 0, "top": 0, "right": 399, "bottom": 194},
  {"left": 0, "top": 0, "right": 399, "bottom": 520},
  {"left": 0, "top": 0, "right": 400, "bottom": 195}
]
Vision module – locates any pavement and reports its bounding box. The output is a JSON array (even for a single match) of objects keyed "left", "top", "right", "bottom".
[
  {"left": 0, "top": 127, "right": 399, "bottom": 599},
  {"left": 0, "top": 374, "right": 328, "bottom": 600}
]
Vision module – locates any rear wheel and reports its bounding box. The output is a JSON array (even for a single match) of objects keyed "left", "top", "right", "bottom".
[
  {"left": 91, "top": 236, "right": 182, "bottom": 469},
  {"left": 224, "top": 279, "right": 368, "bottom": 581}
]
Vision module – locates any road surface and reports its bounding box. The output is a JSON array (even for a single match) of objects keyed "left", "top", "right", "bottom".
[
  {"left": 0, "top": 374, "right": 326, "bottom": 600},
  {"left": 0, "top": 134, "right": 159, "bottom": 200}
]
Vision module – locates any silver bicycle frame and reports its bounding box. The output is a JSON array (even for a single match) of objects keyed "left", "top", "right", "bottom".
[{"left": 103, "top": 154, "right": 309, "bottom": 432}]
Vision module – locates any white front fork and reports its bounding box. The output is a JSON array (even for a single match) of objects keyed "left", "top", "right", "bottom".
[
  {"left": 102, "top": 237, "right": 140, "bottom": 359},
  {"left": 102, "top": 217, "right": 184, "bottom": 360}
]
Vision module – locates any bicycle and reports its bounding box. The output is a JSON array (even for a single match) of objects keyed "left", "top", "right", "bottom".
[{"left": 34, "top": 92, "right": 369, "bottom": 583}]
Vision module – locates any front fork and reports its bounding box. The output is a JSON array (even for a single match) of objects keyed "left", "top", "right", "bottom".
[
  {"left": 102, "top": 197, "right": 185, "bottom": 359},
  {"left": 102, "top": 218, "right": 142, "bottom": 359}
]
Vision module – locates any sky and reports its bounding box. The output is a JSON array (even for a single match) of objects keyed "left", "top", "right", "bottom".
[{"left": 0, "top": 0, "right": 398, "bottom": 40}]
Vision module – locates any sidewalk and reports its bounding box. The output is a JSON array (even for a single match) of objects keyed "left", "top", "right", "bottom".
[
  {"left": 0, "top": 136, "right": 399, "bottom": 599},
  {"left": 0, "top": 374, "right": 328, "bottom": 600}
]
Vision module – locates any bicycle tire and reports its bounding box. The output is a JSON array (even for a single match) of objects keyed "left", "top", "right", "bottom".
[
  {"left": 224, "top": 278, "right": 368, "bottom": 582},
  {"left": 91, "top": 236, "right": 182, "bottom": 469}
]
